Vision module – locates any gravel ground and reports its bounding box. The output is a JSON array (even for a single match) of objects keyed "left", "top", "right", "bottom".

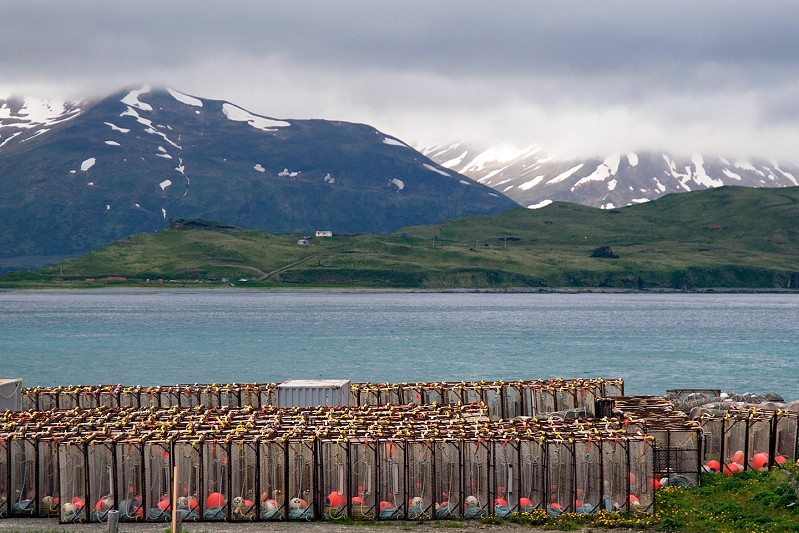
[{"left": 0, "top": 517, "right": 554, "bottom": 533}]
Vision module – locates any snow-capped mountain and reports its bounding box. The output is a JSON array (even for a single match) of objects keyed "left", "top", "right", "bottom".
[
  {"left": 0, "top": 88, "right": 517, "bottom": 270},
  {"left": 424, "top": 144, "right": 799, "bottom": 209}
]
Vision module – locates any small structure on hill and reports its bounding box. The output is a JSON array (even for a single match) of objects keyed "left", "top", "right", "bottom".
[
  {"left": 298, "top": 239, "right": 310, "bottom": 246},
  {"left": 591, "top": 246, "right": 619, "bottom": 258},
  {"left": 315, "top": 230, "right": 333, "bottom": 237}
]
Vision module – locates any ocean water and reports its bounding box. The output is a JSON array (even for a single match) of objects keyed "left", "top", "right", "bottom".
[{"left": 0, "top": 290, "right": 798, "bottom": 398}]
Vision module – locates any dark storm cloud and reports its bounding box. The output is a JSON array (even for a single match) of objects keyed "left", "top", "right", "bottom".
[{"left": 2, "top": 1, "right": 799, "bottom": 157}]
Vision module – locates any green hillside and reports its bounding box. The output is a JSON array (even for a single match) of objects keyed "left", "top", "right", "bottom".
[{"left": 5, "top": 185, "right": 799, "bottom": 289}]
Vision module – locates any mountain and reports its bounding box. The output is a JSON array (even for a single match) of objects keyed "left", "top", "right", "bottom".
[
  {"left": 424, "top": 144, "right": 799, "bottom": 209},
  {"left": 0, "top": 87, "right": 517, "bottom": 270},
  {"left": 10, "top": 185, "right": 799, "bottom": 289}
]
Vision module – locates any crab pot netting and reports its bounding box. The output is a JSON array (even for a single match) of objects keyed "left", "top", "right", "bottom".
[
  {"left": 319, "top": 440, "right": 348, "bottom": 519},
  {"left": 628, "top": 439, "right": 655, "bottom": 512},
  {"left": 220, "top": 388, "right": 240, "bottom": 409},
  {"left": 259, "top": 388, "right": 277, "bottom": 408},
  {"left": 491, "top": 440, "right": 519, "bottom": 516},
  {"left": 405, "top": 441, "right": 434, "bottom": 520},
  {"left": 87, "top": 442, "right": 115, "bottom": 522},
  {"left": 462, "top": 385, "right": 485, "bottom": 406},
  {"left": 519, "top": 439, "right": 545, "bottom": 511},
  {"left": 0, "top": 439, "right": 8, "bottom": 518},
  {"left": 200, "top": 389, "right": 220, "bottom": 409},
  {"left": 139, "top": 391, "right": 159, "bottom": 408},
  {"left": 287, "top": 440, "right": 314, "bottom": 520},
  {"left": 239, "top": 387, "right": 259, "bottom": 408},
  {"left": 424, "top": 386, "right": 444, "bottom": 406},
  {"left": 349, "top": 439, "right": 377, "bottom": 520},
  {"left": 9, "top": 438, "right": 37, "bottom": 516},
  {"left": 115, "top": 442, "right": 144, "bottom": 521},
  {"left": 118, "top": 389, "right": 140, "bottom": 408},
  {"left": 144, "top": 442, "right": 172, "bottom": 522},
  {"left": 78, "top": 390, "right": 100, "bottom": 409},
  {"left": 573, "top": 440, "right": 603, "bottom": 514},
  {"left": 174, "top": 441, "right": 201, "bottom": 520},
  {"left": 485, "top": 389, "right": 503, "bottom": 421},
  {"left": 202, "top": 440, "right": 229, "bottom": 520},
  {"left": 721, "top": 415, "right": 748, "bottom": 468},
  {"left": 536, "top": 389, "right": 558, "bottom": 415},
  {"left": 699, "top": 417, "right": 724, "bottom": 462},
  {"left": 545, "top": 440, "right": 575, "bottom": 514},
  {"left": 180, "top": 388, "right": 201, "bottom": 408},
  {"left": 58, "top": 443, "right": 87, "bottom": 523},
  {"left": 160, "top": 389, "right": 180, "bottom": 408},
  {"left": 38, "top": 392, "right": 58, "bottom": 411},
  {"left": 746, "top": 416, "right": 773, "bottom": 470},
  {"left": 503, "top": 385, "right": 524, "bottom": 419},
  {"left": 230, "top": 441, "right": 258, "bottom": 521},
  {"left": 377, "top": 439, "right": 405, "bottom": 520},
  {"left": 433, "top": 440, "right": 461, "bottom": 519},
  {"left": 774, "top": 412, "right": 799, "bottom": 461},
  {"left": 58, "top": 392, "right": 79, "bottom": 410},
  {"left": 358, "top": 387, "right": 380, "bottom": 407},
  {"left": 379, "top": 385, "right": 402, "bottom": 406},
  {"left": 38, "top": 439, "right": 59, "bottom": 517},
  {"left": 98, "top": 389, "right": 120, "bottom": 408},
  {"left": 648, "top": 428, "right": 702, "bottom": 486},
  {"left": 258, "top": 441, "right": 286, "bottom": 520},
  {"left": 554, "top": 388, "right": 578, "bottom": 412},
  {"left": 600, "top": 439, "right": 629, "bottom": 514},
  {"left": 603, "top": 381, "right": 625, "bottom": 397},
  {"left": 21, "top": 391, "right": 38, "bottom": 411},
  {"left": 462, "top": 439, "right": 490, "bottom": 518},
  {"left": 575, "top": 387, "right": 598, "bottom": 413}
]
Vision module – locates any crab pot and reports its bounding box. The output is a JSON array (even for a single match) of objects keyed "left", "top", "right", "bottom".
[
  {"left": 38, "top": 391, "right": 58, "bottom": 411},
  {"left": 649, "top": 427, "right": 702, "bottom": 486},
  {"left": 318, "top": 439, "right": 348, "bottom": 519},
  {"left": 485, "top": 388, "right": 503, "bottom": 421},
  {"left": 0, "top": 438, "right": 8, "bottom": 518},
  {"left": 58, "top": 390, "right": 79, "bottom": 410},
  {"left": 423, "top": 385, "right": 444, "bottom": 406},
  {"left": 575, "top": 386, "right": 598, "bottom": 414},
  {"left": 406, "top": 440, "right": 434, "bottom": 520},
  {"left": 603, "top": 380, "right": 625, "bottom": 397},
  {"left": 9, "top": 438, "right": 37, "bottom": 516},
  {"left": 58, "top": 442, "right": 87, "bottom": 523},
  {"left": 521, "top": 385, "right": 536, "bottom": 417},
  {"left": 257, "top": 440, "right": 285, "bottom": 520},
  {"left": 87, "top": 441, "right": 115, "bottom": 522},
  {"left": 379, "top": 385, "right": 402, "bottom": 406},
  {"left": 118, "top": 388, "right": 140, "bottom": 408},
  {"left": 143, "top": 442, "right": 171, "bottom": 522},
  {"left": 462, "top": 439, "right": 490, "bottom": 519},
  {"left": 139, "top": 389, "right": 159, "bottom": 408},
  {"left": 200, "top": 388, "right": 220, "bottom": 408},
  {"left": 286, "top": 440, "right": 314, "bottom": 520},
  {"left": 358, "top": 385, "right": 380, "bottom": 407},
  {"left": 545, "top": 440, "right": 575, "bottom": 514},
  {"left": 503, "top": 384, "right": 524, "bottom": 419},
  {"left": 115, "top": 441, "right": 144, "bottom": 521},
  {"left": 259, "top": 387, "right": 277, "bottom": 408},
  {"left": 403, "top": 385, "right": 425, "bottom": 405},
  {"left": 21, "top": 390, "right": 38, "bottom": 411},
  {"left": 536, "top": 388, "right": 557, "bottom": 416},
  {"left": 554, "top": 387, "right": 577, "bottom": 412},
  {"left": 746, "top": 414, "right": 773, "bottom": 471},
  {"left": 774, "top": 412, "right": 799, "bottom": 462},
  {"left": 349, "top": 438, "right": 377, "bottom": 520},
  {"left": 37, "top": 439, "right": 59, "bottom": 517},
  {"left": 600, "top": 438, "right": 630, "bottom": 513},
  {"left": 445, "top": 385, "right": 462, "bottom": 405},
  {"left": 220, "top": 387, "right": 240, "bottom": 408},
  {"left": 239, "top": 386, "right": 258, "bottom": 408},
  {"left": 160, "top": 388, "right": 180, "bottom": 408},
  {"left": 98, "top": 387, "right": 120, "bottom": 408},
  {"left": 202, "top": 440, "right": 229, "bottom": 520},
  {"left": 721, "top": 415, "right": 748, "bottom": 470},
  {"left": 78, "top": 388, "right": 100, "bottom": 409},
  {"left": 519, "top": 439, "right": 545, "bottom": 512},
  {"left": 174, "top": 441, "right": 201, "bottom": 521},
  {"left": 573, "top": 439, "right": 602, "bottom": 514},
  {"left": 629, "top": 439, "right": 655, "bottom": 512},
  {"left": 433, "top": 439, "right": 461, "bottom": 519},
  {"left": 491, "top": 440, "right": 519, "bottom": 516},
  {"left": 377, "top": 439, "right": 405, "bottom": 520},
  {"left": 179, "top": 387, "right": 200, "bottom": 408},
  {"left": 230, "top": 440, "right": 257, "bottom": 521},
  {"left": 462, "top": 385, "right": 484, "bottom": 406},
  {"left": 699, "top": 416, "right": 723, "bottom": 463}
]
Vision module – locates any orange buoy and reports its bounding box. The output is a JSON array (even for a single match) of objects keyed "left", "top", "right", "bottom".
[
  {"left": 752, "top": 452, "right": 769, "bottom": 470},
  {"left": 206, "top": 492, "right": 225, "bottom": 508},
  {"left": 380, "top": 501, "right": 393, "bottom": 510},
  {"left": 723, "top": 462, "right": 739, "bottom": 476},
  {"left": 705, "top": 460, "right": 721, "bottom": 473},
  {"left": 519, "top": 497, "right": 532, "bottom": 507},
  {"left": 352, "top": 496, "right": 365, "bottom": 505},
  {"left": 731, "top": 451, "right": 744, "bottom": 464}
]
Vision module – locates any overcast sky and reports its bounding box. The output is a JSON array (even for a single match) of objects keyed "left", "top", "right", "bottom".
[{"left": 2, "top": 0, "right": 799, "bottom": 159}]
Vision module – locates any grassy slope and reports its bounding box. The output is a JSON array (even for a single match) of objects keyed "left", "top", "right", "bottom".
[{"left": 6, "top": 186, "right": 799, "bottom": 289}]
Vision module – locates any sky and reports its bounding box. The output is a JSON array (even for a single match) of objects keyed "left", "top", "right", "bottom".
[{"left": 2, "top": 0, "right": 799, "bottom": 159}]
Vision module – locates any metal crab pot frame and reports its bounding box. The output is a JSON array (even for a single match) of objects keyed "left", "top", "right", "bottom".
[
  {"left": 259, "top": 388, "right": 277, "bottom": 408},
  {"left": 491, "top": 439, "right": 519, "bottom": 517},
  {"left": 160, "top": 388, "right": 181, "bottom": 408},
  {"left": 503, "top": 384, "right": 524, "bottom": 420},
  {"left": 774, "top": 411, "right": 799, "bottom": 462},
  {"left": 554, "top": 388, "right": 578, "bottom": 413},
  {"left": 202, "top": 440, "right": 229, "bottom": 520},
  {"left": 405, "top": 440, "right": 434, "bottom": 520},
  {"left": 318, "top": 439, "right": 349, "bottom": 520},
  {"left": 287, "top": 440, "right": 314, "bottom": 520},
  {"left": 434, "top": 440, "right": 461, "bottom": 519},
  {"left": 545, "top": 440, "right": 575, "bottom": 515},
  {"left": 600, "top": 439, "right": 629, "bottom": 514},
  {"left": 573, "top": 439, "right": 603, "bottom": 515},
  {"left": 258, "top": 440, "right": 286, "bottom": 521},
  {"left": 518, "top": 439, "right": 545, "bottom": 512},
  {"left": 173, "top": 441, "right": 202, "bottom": 521},
  {"left": 9, "top": 438, "right": 37, "bottom": 517},
  {"left": 143, "top": 441, "right": 172, "bottom": 522},
  {"left": 648, "top": 427, "right": 702, "bottom": 487},
  {"left": 38, "top": 439, "right": 59, "bottom": 517},
  {"left": 484, "top": 388, "right": 503, "bottom": 421},
  {"left": 139, "top": 390, "right": 160, "bottom": 408},
  {"left": 58, "top": 391, "right": 79, "bottom": 410},
  {"left": 376, "top": 439, "right": 405, "bottom": 520},
  {"left": 119, "top": 389, "right": 140, "bottom": 408},
  {"left": 462, "top": 439, "right": 491, "bottom": 518},
  {"left": 179, "top": 388, "right": 201, "bottom": 408},
  {"left": 57, "top": 442, "right": 87, "bottom": 523},
  {"left": 98, "top": 388, "right": 120, "bottom": 409},
  {"left": 115, "top": 441, "right": 144, "bottom": 521},
  {"left": 87, "top": 441, "right": 115, "bottom": 522},
  {"left": 78, "top": 389, "right": 100, "bottom": 409},
  {"left": 230, "top": 440, "right": 258, "bottom": 521},
  {"left": 628, "top": 439, "right": 655, "bottom": 512},
  {"left": 349, "top": 439, "right": 377, "bottom": 520}
]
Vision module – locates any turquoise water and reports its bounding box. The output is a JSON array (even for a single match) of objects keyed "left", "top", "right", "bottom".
[{"left": 0, "top": 290, "right": 797, "bottom": 398}]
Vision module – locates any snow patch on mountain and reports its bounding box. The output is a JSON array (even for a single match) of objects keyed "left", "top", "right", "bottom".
[
  {"left": 627, "top": 153, "right": 639, "bottom": 167},
  {"left": 278, "top": 168, "right": 299, "bottom": 177},
  {"left": 120, "top": 86, "right": 153, "bottom": 111},
  {"left": 547, "top": 164, "right": 584, "bottom": 184},
  {"left": 156, "top": 153, "right": 172, "bottom": 159},
  {"left": 722, "top": 168, "right": 742, "bottom": 180},
  {"left": 518, "top": 176, "right": 544, "bottom": 191},
  {"left": 382, "top": 137, "right": 406, "bottom": 147},
  {"left": 166, "top": 88, "right": 203, "bottom": 107},
  {"left": 324, "top": 173, "right": 335, "bottom": 184},
  {"left": 441, "top": 151, "right": 468, "bottom": 168},
  {"left": 423, "top": 163, "right": 450, "bottom": 177},
  {"left": 691, "top": 154, "right": 724, "bottom": 188},
  {"left": 571, "top": 154, "right": 620, "bottom": 191},
  {"left": 254, "top": 164, "right": 265, "bottom": 173},
  {"left": 159, "top": 180, "right": 172, "bottom": 190},
  {"left": 608, "top": 179, "right": 617, "bottom": 191},
  {"left": 460, "top": 180, "right": 471, "bottom": 185},
  {"left": 390, "top": 178, "right": 404, "bottom": 191},
  {"left": 80, "top": 158, "right": 96, "bottom": 171},
  {"left": 221, "top": 103, "right": 290, "bottom": 131},
  {"left": 528, "top": 199, "right": 552, "bottom": 209},
  {"left": 104, "top": 122, "right": 129, "bottom": 133},
  {"left": 105, "top": 141, "right": 120, "bottom": 146}
]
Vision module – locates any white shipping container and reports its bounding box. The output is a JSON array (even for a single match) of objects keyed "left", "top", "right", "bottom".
[
  {"left": 277, "top": 379, "right": 351, "bottom": 408},
  {"left": 0, "top": 378, "right": 22, "bottom": 411}
]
